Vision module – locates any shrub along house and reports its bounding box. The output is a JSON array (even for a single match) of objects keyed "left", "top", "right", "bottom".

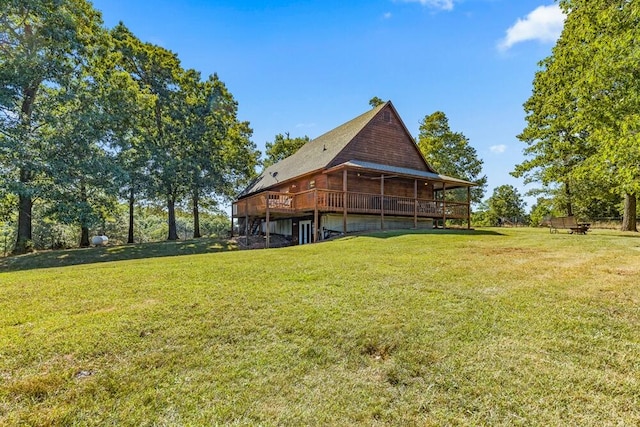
[{"left": 232, "top": 101, "right": 475, "bottom": 247}]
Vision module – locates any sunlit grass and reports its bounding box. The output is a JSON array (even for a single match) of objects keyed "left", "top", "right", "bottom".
[{"left": 1, "top": 228, "right": 639, "bottom": 425}]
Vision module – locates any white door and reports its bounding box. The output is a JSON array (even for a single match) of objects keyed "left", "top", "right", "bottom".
[{"left": 299, "top": 220, "right": 312, "bottom": 245}]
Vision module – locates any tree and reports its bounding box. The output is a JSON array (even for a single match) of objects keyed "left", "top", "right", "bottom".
[
  {"left": 511, "top": 29, "right": 592, "bottom": 217},
  {"left": 0, "top": 0, "right": 104, "bottom": 253},
  {"left": 528, "top": 197, "right": 554, "bottom": 227},
  {"left": 569, "top": 0, "right": 640, "bottom": 231},
  {"left": 39, "top": 27, "right": 138, "bottom": 247},
  {"left": 178, "top": 72, "right": 259, "bottom": 238},
  {"left": 515, "top": 0, "right": 639, "bottom": 231},
  {"left": 108, "top": 26, "right": 157, "bottom": 244},
  {"left": 417, "top": 111, "right": 487, "bottom": 203},
  {"left": 487, "top": 185, "right": 526, "bottom": 225},
  {"left": 111, "top": 23, "right": 187, "bottom": 241},
  {"left": 263, "top": 133, "right": 310, "bottom": 168},
  {"left": 44, "top": 77, "right": 121, "bottom": 247},
  {"left": 369, "top": 96, "right": 385, "bottom": 108}
]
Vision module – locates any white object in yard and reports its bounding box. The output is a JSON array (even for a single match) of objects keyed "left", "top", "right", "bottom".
[{"left": 91, "top": 235, "right": 109, "bottom": 246}]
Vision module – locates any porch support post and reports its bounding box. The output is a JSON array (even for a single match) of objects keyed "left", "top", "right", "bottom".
[
  {"left": 313, "top": 188, "right": 318, "bottom": 242},
  {"left": 230, "top": 204, "right": 234, "bottom": 238},
  {"left": 381, "top": 175, "right": 385, "bottom": 230},
  {"left": 265, "top": 193, "right": 270, "bottom": 249},
  {"left": 245, "top": 199, "right": 249, "bottom": 239},
  {"left": 414, "top": 179, "right": 418, "bottom": 229},
  {"left": 342, "top": 169, "right": 348, "bottom": 234},
  {"left": 467, "top": 186, "right": 471, "bottom": 230},
  {"left": 442, "top": 182, "right": 447, "bottom": 229}
]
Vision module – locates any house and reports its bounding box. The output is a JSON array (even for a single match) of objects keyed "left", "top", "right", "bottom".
[{"left": 232, "top": 101, "right": 475, "bottom": 247}]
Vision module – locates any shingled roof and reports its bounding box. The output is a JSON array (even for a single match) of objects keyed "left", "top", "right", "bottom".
[{"left": 239, "top": 101, "right": 474, "bottom": 197}]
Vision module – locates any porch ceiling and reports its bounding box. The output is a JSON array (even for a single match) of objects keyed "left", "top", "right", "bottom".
[{"left": 325, "top": 160, "right": 476, "bottom": 189}]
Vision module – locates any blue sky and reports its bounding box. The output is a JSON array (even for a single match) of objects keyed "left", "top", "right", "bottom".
[{"left": 91, "top": 0, "right": 565, "bottom": 209}]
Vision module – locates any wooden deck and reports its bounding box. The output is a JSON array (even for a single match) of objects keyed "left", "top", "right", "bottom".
[{"left": 233, "top": 189, "right": 469, "bottom": 220}]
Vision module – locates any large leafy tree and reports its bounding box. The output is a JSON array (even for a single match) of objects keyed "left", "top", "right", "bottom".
[
  {"left": 263, "top": 132, "right": 309, "bottom": 168},
  {"left": 42, "top": 35, "right": 135, "bottom": 247},
  {"left": 569, "top": 0, "right": 640, "bottom": 231},
  {"left": 417, "top": 111, "right": 487, "bottom": 203},
  {"left": 511, "top": 20, "right": 591, "bottom": 217},
  {"left": 43, "top": 78, "right": 116, "bottom": 247},
  {"left": 107, "top": 26, "right": 156, "bottom": 244},
  {"left": 178, "top": 72, "right": 259, "bottom": 238},
  {"left": 515, "top": 0, "right": 639, "bottom": 231},
  {"left": 0, "top": 0, "right": 103, "bottom": 253},
  {"left": 111, "top": 23, "right": 187, "bottom": 241}
]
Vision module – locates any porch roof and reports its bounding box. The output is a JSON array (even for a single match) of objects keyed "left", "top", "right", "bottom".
[{"left": 326, "top": 160, "right": 476, "bottom": 188}]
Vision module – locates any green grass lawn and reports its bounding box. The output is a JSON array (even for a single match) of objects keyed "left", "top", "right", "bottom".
[{"left": 1, "top": 228, "right": 639, "bottom": 425}]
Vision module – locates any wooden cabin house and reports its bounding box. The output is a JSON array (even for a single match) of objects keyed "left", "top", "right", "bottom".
[{"left": 232, "top": 101, "right": 475, "bottom": 247}]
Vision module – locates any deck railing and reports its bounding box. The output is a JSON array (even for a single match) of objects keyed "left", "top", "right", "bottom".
[{"left": 233, "top": 189, "right": 469, "bottom": 219}]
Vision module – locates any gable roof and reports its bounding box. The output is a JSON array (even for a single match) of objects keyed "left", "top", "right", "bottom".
[
  {"left": 239, "top": 103, "right": 386, "bottom": 196},
  {"left": 239, "top": 101, "right": 472, "bottom": 197}
]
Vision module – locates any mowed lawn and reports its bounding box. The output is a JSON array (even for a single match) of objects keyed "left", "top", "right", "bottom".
[{"left": 1, "top": 228, "right": 639, "bottom": 426}]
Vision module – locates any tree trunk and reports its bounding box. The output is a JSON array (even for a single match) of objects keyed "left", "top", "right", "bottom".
[
  {"left": 192, "top": 192, "right": 201, "bottom": 238},
  {"left": 80, "top": 226, "right": 90, "bottom": 247},
  {"left": 564, "top": 182, "right": 573, "bottom": 217},
  {"left": 621, "top": 193, "right": 637, "bottom": 232},
  {"left": 167, "top": 197, "right": 178, "bottom": 240},
  {"left": 79, "top": 182, "right": 90, "bottom": 247},
  {"left": 13, "top": 83, "right": 39, "bottom": 254},
  {"left": 128, "top": 186, "right": 135, "bottom": 244},
  {"left": 13, "top": 188, "right": 33, "bottom": 254}
]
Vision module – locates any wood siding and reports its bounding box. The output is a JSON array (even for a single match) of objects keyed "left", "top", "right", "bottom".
[{"left": 329, "top": 104, "right": 429, "bottom": 172}]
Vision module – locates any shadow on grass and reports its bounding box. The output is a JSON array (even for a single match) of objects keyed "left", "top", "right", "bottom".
[
  {"left": 0, "top": 238, "right": 237, "bottom": 273},
  {"left": 360, "top": 228, "right": 505, "bottom": 239}
]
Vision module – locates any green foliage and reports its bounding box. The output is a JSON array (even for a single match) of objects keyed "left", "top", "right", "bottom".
[
  {"left": 263, "top": 132, "right": 310, "bottom": 168},
  {"left": 485, "top": 185, "right": 526, "bottom": 225},
  {"left": 470, "top": 201, "right": 496, "bottom": 227},
  {"left": 368, "top": 96, "right": 385, "bottom": 108},
  {"left": 0, "top": 10, "right": 258, "bottom": 252},
  {"left": 0, "top": 202, "right": 231, "bottom": 253},
  {"left": 528, "top": 198, "right": 554, "bottom": 227},
  {"left": 417, "top": 111, "right": 486, "bottom": 203},
  {"left": 0, "top": 0, "right": 105, "bottom": 253},
  {"left": 514, "top": 0, "right": 639, "bottom": 230},
  {"left": 0, "top": 221, "right": 15, "bottom": 256},
  {"left": 0, "top": 194, "right": 17, "bottom": 222}
]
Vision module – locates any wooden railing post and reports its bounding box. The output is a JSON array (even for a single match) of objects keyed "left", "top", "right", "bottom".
[
  {"left": 244, "top": 199, "right": 249, "bottom": 239},
  {"left": 230, "top": 204, "right": 235, "bottom": 238},
  {"left": 442, "top": 183, "right": 447, "bottom": 229}
]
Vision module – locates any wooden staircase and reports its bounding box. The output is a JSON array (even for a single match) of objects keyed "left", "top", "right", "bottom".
[{"left": 239, "top": 217, "right": 262, "bottom": 236}]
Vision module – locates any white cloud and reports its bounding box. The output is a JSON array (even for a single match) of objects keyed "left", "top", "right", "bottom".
[
  {"left": 490, "top": 144, "right": 507, "bottom": 154},
  {"left": 383, "top": 12, "right": 393, "bottom": 19},
  {"left": 498, "top": 4, "right": 566, "bottom": 51},
  {"left": 398, "top": 0, "right": 455, "bottom": 11}
]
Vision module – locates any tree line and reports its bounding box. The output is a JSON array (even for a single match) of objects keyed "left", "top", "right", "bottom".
[{"left": 1, "top": 0, "right": 260, "bottom": 254}]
